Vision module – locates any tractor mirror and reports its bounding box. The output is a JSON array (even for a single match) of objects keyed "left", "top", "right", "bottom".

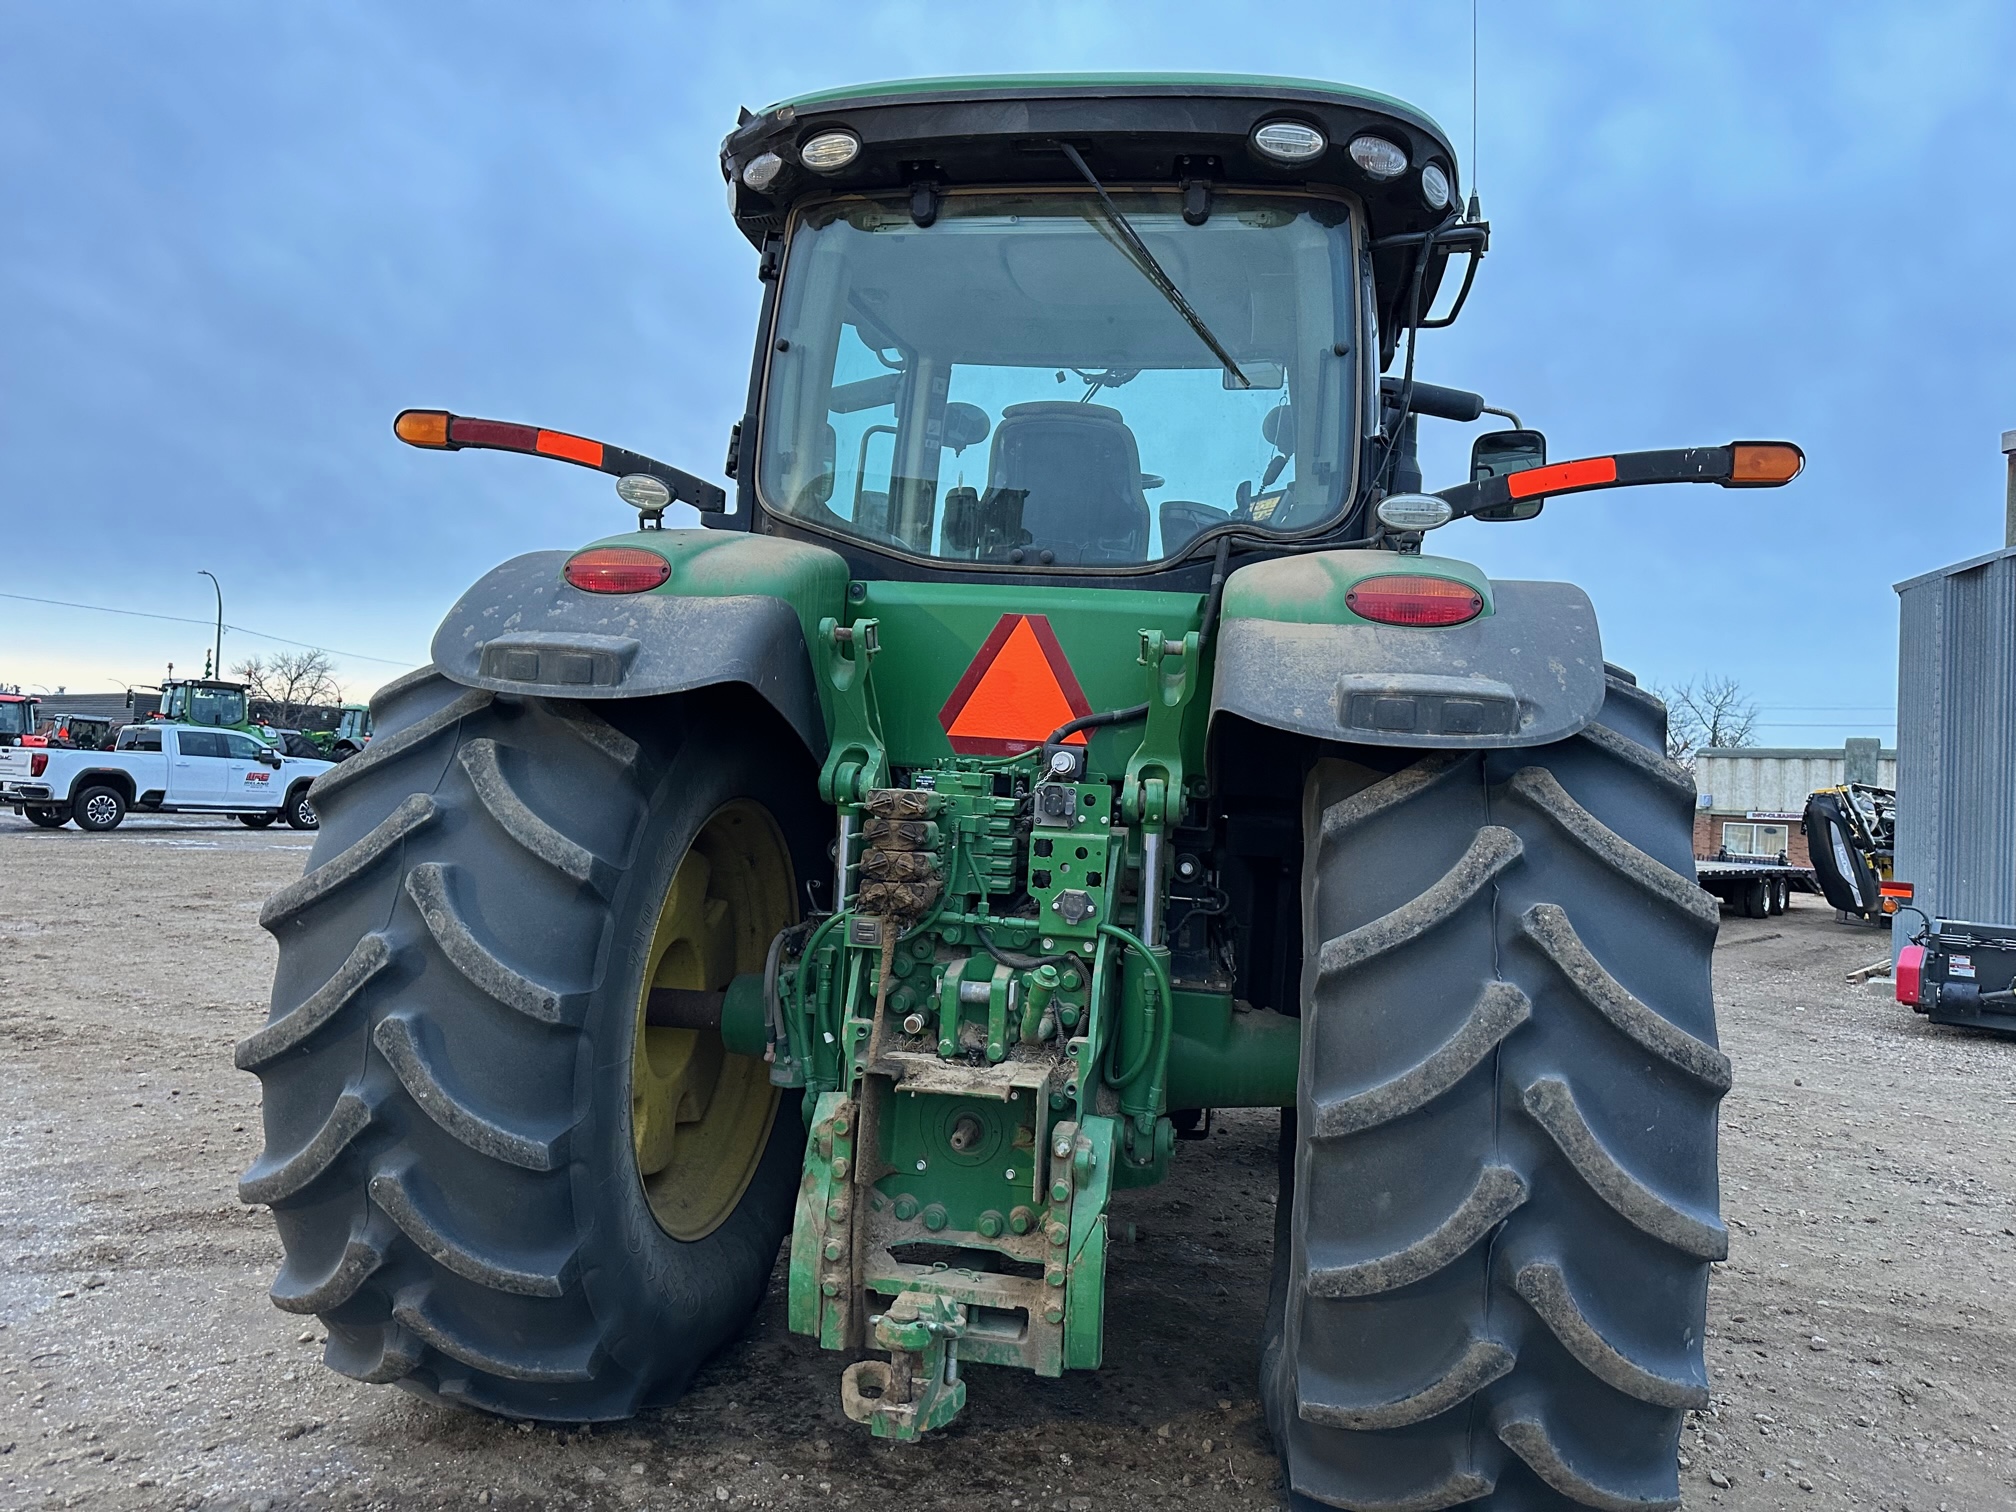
[
  {"left": 942, "top": 487, "right": 982, "bottom": 552},
  {"left": 1470, "top": 429, "right": 1548, "bottom": 522},
  {"left": 941, "top": 402, "right": 991, "bottom": 456}
]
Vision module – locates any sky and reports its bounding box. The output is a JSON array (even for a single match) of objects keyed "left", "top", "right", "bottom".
[{"left": 4, "top": 1, "right": 2013, "bottom": 747}]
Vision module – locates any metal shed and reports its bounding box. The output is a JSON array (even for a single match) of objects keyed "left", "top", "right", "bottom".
[{"left": 1893, "top": 544, "right": 2016, "bottom": 929}]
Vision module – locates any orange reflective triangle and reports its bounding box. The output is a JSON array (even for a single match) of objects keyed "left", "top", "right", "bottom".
[{"left": 939, "top": 614, "right": 1094, "bottom": 755}]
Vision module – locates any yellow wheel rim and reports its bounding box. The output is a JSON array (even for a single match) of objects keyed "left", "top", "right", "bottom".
[{"left": 631, "top": 800, "right": 795, "bottom": 1241}]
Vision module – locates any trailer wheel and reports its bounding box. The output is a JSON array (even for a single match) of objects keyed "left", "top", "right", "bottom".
[
  {"left": 1266, "top": 673, "right": 1724, "bottom": 1510},
  {"left": 73, "top": 785, "right": 127, "bottom": 832},
  {"left": 239, "top": 670, "right": 821, "bottom": 1420},
  {"left": 1768, "top": 877, "right": 1787, "bottom": 916},
  {"left": 240, "top": 812, "right": 278, "bottom": 829},
  {"left": 1742, "top": 879, "right": 1769, "bottom": 919},
  {"left": 25, "top": 806, "right": 67, "bottom": 828}
]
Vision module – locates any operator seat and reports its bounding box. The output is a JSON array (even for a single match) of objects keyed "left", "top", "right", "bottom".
[{"left": 980, "top": 402, "right": 1151, "bottom": 564}]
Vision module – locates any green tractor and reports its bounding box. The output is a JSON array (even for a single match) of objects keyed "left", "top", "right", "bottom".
[
  {"left": 285, "top": 702, "right": 375, "bottom": 761},
  {"left": 327, "top": 701, "right": 373, "bottom": 760},
  {"left": 239, "top": 74, "right": 1801, "bottom": 1509},
  {"left": 144, "top": 677, "right": 328, "bottom": 758},
  {"left": 143, "top": 676, "right": 255, "bottom": 732}
]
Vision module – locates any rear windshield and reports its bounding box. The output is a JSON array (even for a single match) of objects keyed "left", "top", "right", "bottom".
[{"left": 758, "top": 188, "right": 1363, "bottom": 567}]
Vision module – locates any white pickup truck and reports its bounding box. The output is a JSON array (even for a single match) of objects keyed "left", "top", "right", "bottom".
[{"left": 0, "top": 722, "right": 332, "bottom": 831}]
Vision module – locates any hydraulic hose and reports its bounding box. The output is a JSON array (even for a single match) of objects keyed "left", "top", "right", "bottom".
[
  {"left": 1047, "top": 703, "right": 1150, "bottom": 748},
  {"left": 976, "top": 926, "right": 1071, "bottom": 971},
  {"left": 1099, "top": 921, "right": 1173, "bottom": 1093},
  {"left": 790, "top": 910, "right": 847, "bottom": 1076}
]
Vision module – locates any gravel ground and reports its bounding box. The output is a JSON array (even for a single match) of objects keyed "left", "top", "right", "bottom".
[{"left": 3, "top": 815, "right": 2014, "bottom": 1511}]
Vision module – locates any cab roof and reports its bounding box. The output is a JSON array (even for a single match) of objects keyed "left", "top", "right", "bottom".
[
  {"left": 722, "top": 73, "right": 1474, "bottom": 356},
  {"left": 766, "top": 72, "right": 1444, "bottom": 128}
]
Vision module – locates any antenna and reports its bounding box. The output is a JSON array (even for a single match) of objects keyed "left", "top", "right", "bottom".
[{"left": 1467, "top": 0, "right": 1483, "bottom": 223}]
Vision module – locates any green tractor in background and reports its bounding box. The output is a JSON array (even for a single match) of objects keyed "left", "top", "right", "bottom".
[
  {"left": 141, "top": 676, "right": 326, "bottom": 759},
  {"left": 326, "top": 702, "right": 373, "bottom": 760},
  {"left": 287, "top": 702, "right": 375, "bottom": 761},
  {"left": 140, "top": 676, "right": 256, "bottom": 732},
  {"left": 239, "top": 74, "right": 1802, "bottom": 1510}
]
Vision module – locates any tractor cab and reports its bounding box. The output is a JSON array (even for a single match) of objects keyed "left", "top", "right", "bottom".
[
  {"left": 150, "top": 678, "right": 251, "bottom": 731},
  {"left": 0, "top": 693, "right": 41, "bottom": 747},
  {"left": 723, "top": 76, "right": 1473, "bottom": 574}
]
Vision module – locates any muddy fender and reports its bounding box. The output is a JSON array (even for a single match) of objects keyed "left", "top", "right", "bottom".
[
  {"left": 1211, "top": 557, "right": 1605, "bottom": 750},
  {"left": 430, "top": 549, "right": 831, "bottom": 756}
]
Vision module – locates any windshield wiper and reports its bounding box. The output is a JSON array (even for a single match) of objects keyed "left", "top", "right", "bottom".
[{"left": 1056, "top": 142, "right": 1251, "bottom": 390}]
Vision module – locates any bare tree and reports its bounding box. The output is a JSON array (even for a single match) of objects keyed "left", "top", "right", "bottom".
[
  {"left": 1653, "top": 675, "right": 1760, "bottom": 767},
  {"left": 232, "top": 650, "right": 342, "bottom": 726}
]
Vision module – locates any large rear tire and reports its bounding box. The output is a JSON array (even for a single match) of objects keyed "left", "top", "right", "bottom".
[
  {"left": 1265, "top": 674, "right": 1727, "bottom": 1510},
  {"left": 238, "top": 670, "right": 823, "bottom": 1419}
]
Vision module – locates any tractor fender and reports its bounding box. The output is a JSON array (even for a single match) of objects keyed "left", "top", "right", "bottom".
[
  {"left": 1210, "top": 560, "right": 1605, "bottom": 750},
  {"left": 430, "top": 549, "right": 831, "bottom": 756}
]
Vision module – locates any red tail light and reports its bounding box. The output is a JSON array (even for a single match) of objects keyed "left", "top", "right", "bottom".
[
  {"left": 30, "top": 752, "right": 48, "bottom": 777},
  {"left": 1345, "top": 574, "right": 1484, "bottom": 627},
  {"left": 563, "top": 547, "right": 671, "bottom": 594},
  {"left": 1895, "top": 943, "right": 1926, "bottom": 1006}
]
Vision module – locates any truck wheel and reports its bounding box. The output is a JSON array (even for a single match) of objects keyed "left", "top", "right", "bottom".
[
  {"left": 285, "top": 784, "right": 320, "bottom": 831},
  {"left": 73, "top": 785, "right": 127, "bottom": 832},
  {"left": 240, "top": 812, "right": 278, "bottom": 829},
  {"left": 1266, "top": 673, "right": 1725, "bottom": 1510},
  {"left": 238, "top": 670, "right": 820, "bottom": 1420},
  {"left": 25, "top": 806, "right": 67, "bottom": 828}
]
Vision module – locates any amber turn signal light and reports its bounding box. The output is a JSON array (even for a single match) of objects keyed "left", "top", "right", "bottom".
[
  {"left": 563, "top": 546, "right": 671, "bottom": 595},
  {"left": 394, "top": 409, "right": 451, "bottom": 448},
  {"left": 1344, "top": 574, "right": 1484, "bottom": 627},
  {"left": 1728, "top": 442, "right": 1804, "bottom": 486}
]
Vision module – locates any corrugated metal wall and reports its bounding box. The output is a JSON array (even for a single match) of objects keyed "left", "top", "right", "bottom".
[
  {"left": 1694, "top": 750, "right": 1896, "bottom": 813},
  {"left": 1895, "top": 546, "right": 2016, "bottom": 926}
]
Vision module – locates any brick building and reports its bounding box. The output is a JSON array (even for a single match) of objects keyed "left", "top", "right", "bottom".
[{"left": 1692, "top": 738, "right": 1895, "bottom": 866}]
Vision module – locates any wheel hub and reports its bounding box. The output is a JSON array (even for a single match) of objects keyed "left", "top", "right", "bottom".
[{"left": 630, "top": 800, "right": 795, "bottom": 1241}]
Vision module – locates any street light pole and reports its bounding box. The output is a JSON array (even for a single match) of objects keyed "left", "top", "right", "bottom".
[{"left": 198, "top": 571, "right": 223, "bottom": 680}]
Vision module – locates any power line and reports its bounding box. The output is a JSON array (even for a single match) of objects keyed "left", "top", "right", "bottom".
[{"left": 0, "top": 590, "right": 413, "bottom": 667}]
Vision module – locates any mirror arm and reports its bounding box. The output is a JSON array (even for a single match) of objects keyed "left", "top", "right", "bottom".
[
  {"left": 393, "top": 410, "right": 727, "bottom": 512},
  {"left": 1438, "top": 442, "right": 1805, "bottom": 520},
  {"left": 598, "top": 445, "right": 727, "bottom": 514},
  {"left": 1370, "top": 223, "right": 1490, "bottom": 331}
]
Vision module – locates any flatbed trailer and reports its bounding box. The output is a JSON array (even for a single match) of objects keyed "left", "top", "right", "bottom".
[{"left": 1696, "top": 857, "right": 1817, "bottom": 917}]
